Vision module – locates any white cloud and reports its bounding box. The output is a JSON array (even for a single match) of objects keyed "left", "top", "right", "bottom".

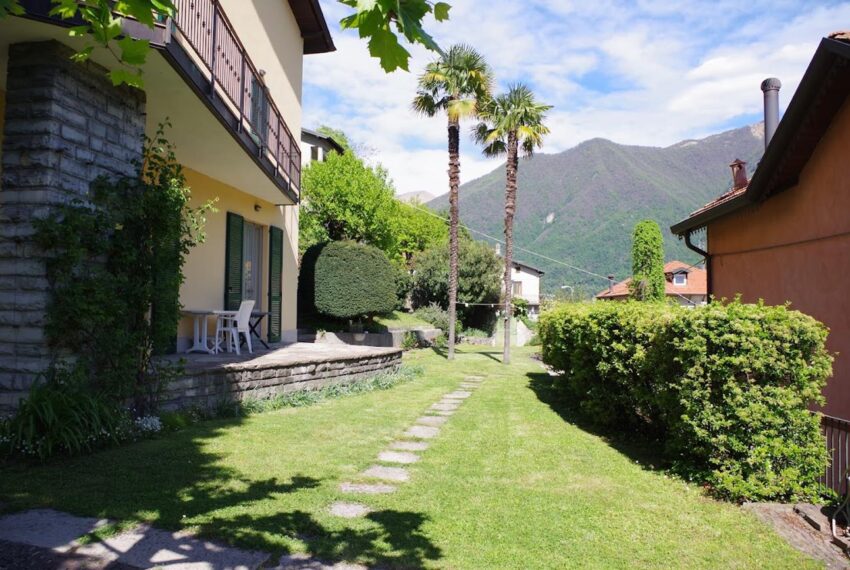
[{"left": 304, "top": 1, "right": 850, "bottom": 197}]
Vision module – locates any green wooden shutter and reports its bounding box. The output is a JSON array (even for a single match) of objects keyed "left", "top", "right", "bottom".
[
  {"left": 224, "top": 212, "right": 244, "bottom": 310},
  {"left": 268, "top": 225, "right": 283, "bottom": 343}
]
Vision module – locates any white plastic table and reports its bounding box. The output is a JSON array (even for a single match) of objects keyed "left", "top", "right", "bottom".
[{"left": 182, "top": 310, "right": 216, "bottom": 354}]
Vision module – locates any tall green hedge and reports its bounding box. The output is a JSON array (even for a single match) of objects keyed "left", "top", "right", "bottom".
[
  {"left": 539, "top": 300, "right": 832, "bottom": 501},
  {"left": 300, "top": 241, "right": 397, "bottom": 320}
]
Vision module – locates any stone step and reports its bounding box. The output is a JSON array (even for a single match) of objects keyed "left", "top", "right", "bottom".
[
  {"left": 378, "top": 451, "right": 419, "bottom": 464},
  {"left": 362, "top": 465, "right": 409, "bottom": 482},
  {"left": 390, "top": 440, "right": 429, "bottom": 452},
  {"left": 339, "top": 482, "right": 396, "bottom": 495},
  {"left": 404, "top": 425, "right": 440, "bottom": 439},
  {"left": 329, "top": 502, "right": 371, "bottom": 519}
]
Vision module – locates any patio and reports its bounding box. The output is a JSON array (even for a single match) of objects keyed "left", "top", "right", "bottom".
[{"left": 159, "top": 343, "right": 402, "bottom": 411}]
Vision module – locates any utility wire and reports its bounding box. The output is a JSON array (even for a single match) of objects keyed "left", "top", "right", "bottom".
[{"left": 406, "top": 202, "right": 615, "bottom": 283}]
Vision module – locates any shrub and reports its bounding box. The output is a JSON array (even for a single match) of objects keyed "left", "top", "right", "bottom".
[
  {"left": 410, "top": 238, "right": 501, "bottom": 332},
  {"left": 539, "top": 299, "right": 831, "bottom": 502},
  {"left": 302, "top": 241, "right": 397, "bottom": 321},
  {"left": 401, "top": 331, "right": 420, "bottom": 350},
  {"left": 461, "top": 327, "right": 490, "bottom": 338},
  {"left": 0, "top": 375, "right": 132, "bottom": 460},
  {"left": 413, "top": 302, "right": 451, "bottom": 333}
]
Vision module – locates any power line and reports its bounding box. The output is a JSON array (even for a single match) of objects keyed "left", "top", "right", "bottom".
[{"left": 406, "top": 202, "right": 615, "bottom": 283}]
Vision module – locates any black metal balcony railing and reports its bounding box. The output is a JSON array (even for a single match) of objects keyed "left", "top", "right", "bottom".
[
  {"left": 16, "top": 0, "right": 302, "bottom": 195},
  {"left": 172, "top": 0, "right": 301, "bottom": 190}
]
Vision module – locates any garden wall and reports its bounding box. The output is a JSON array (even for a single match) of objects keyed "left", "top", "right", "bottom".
[{"left": 159, "top": 348, "right": 402, "bottom": 411}]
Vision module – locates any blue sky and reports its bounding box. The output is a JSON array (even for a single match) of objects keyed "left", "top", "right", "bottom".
[{"left": 303, "top": 1, "right": 850, "bottom": 196}]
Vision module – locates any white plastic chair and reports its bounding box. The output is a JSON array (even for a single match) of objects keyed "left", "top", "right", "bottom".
[{"left": 215, "top": 300, "right": 255, "bottom": 355}]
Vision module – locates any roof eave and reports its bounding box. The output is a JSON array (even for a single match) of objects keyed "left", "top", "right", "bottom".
[
  {"left": 671, "top": 36, "right": 850, "bottom": 236},
  {"left": 289, "top": 0, "right": 336, "bottom": 54}
]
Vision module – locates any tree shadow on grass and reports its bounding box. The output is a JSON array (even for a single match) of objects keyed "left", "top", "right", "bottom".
[
  {"left": 429, "top": 345, "right": 502, "bottom": 363},
  {"left": 0, "top": 416, "right": 442, "bottom": 569},
  {"left": 525, "top": 371, "right": 669, "bottom": 472},
  {"left": 208, "top": 509, "right": 441, "bottom": 568}
]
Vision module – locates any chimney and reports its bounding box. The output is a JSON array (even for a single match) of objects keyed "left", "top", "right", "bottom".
[
  {"left": 729, "top": 159, "right": 748, "bottom": 190},
  {"left": 761, "top": 77, "right": 781, "bottom": 149},
  {"left": 607, "top": 274, "right": 615, "bottom": 294}
]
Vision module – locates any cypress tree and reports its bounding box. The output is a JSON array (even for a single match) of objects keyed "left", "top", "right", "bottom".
[{"left": 630, "top": 220, "right": 666, "bottom": 301}]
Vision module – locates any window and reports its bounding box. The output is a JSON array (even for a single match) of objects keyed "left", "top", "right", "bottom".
[
  {"left": 512, "top": 281, "right": 523, "bottom": 297},
  {"left": 673, "top": 273, "right": 687, "bottom": 286},
  {"left": 250, "top": 77, "right": 269, "bottom": 144},
  {"left": 310, "top": 146, "right": 320, "bottom": 162}
]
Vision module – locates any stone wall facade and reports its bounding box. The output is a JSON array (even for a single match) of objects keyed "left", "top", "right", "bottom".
[
  {"left": 0, "top": 41, "right": 146, "bottom": 413},
  {"left": 159, "top": 349, "right": 403, "bottom": 411}
]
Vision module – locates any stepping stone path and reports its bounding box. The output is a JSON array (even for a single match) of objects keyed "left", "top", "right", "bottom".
[
  {"left": 329, "top": 502, "right": 372, "bottom": 519},
  {"left": 390, "top": 440, "right": 429, "bottom": 451},
  {"left": 339, "top": 482, "right": 396, "bottom": 494},
  {"left": 416, "top": 415, "right": 448, "bottom": 427},
  {"left": 333, "top": 375, "right": 487, "bottom": 527},
  {"left": 404, "top": 425, "right": 440, "bottom": 439},
  {"left": 378, "top": 451, "right": 419, "bottom": 464},
  {"left": 362, "top": 465, "right": 410, "bottom": 482},
  {"left": 444, "top": 391, "right": 472, "bottom": 399}
]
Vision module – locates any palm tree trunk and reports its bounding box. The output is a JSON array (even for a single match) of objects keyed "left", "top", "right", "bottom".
[
  {"left": 502, "top": 131, "right": 518, "bottom": 365},
  {"left": 447, "top": 116, "right": 461, "bottom": 360}
]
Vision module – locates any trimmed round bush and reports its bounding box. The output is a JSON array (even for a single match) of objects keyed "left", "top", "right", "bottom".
[{"left": 309, "top": 241, "right": 397, "bottom": 320}]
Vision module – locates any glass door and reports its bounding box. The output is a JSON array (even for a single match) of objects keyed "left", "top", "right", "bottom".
[{"left": 242, "top": 222, "right": 263, "bottom": 304}]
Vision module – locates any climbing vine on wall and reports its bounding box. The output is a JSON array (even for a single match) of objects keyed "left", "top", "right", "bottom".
[{"left": 34, "top": 123, "right": 215, "bottom": 412}]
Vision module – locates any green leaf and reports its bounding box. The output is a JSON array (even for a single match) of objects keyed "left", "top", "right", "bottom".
[
  {"left": 367, "top": 27, "right": 410, "bottom": 72},
  {"left": 48, "top": 0, "right": 79, "bottom": 19},
  {"left": 109, "top": 68, "right": 144, "bottom": 88},
  {"left": 68, "top": 25, "right": 90, "bottom": 37},
  {"left": 0, "top": 0, "right": 25, "bottom": 17},
  {"left": 70, "top": 45, "right": 94, "bottom": 63},
  {"left": 433, "top": 2, "right": 451, "bottom": 21},
  {"left": 117, "top": 37, "right": 150, "bottom": 66},
  {"left": 114, "top": 0, "right": 155, "bottom": 27}
]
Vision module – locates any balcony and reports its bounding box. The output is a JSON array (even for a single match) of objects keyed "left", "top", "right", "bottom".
[{"left": 14, "top": 0, "right": 305, "bottom": 202}]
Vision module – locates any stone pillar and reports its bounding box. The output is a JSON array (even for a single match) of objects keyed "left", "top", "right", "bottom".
[{"left": 0, "top": 41, "right": 146, "bottom": 414}]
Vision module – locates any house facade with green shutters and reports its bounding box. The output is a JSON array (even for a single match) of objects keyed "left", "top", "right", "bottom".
[{"left": 0, "top": 1, "right": 335, "bottom": 412}]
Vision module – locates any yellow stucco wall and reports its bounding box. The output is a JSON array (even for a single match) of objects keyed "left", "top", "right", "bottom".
[
  {"left": 179, "top": 167, "right": 299, "bottom": 347},
  {"left": 219, "top": 0, "right": 304, "bottom": 140}
]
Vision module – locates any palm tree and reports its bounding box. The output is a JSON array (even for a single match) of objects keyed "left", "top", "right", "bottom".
[
  {"left": 473, "top": 84, "right": 551, "bottom": 364},
  {"left": 413, "top": 45, "right": 493, "bottom": 360}
]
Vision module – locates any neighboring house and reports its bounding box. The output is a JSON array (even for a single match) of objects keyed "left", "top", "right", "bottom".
[
  {"left": 509, "top": 260, "right": 545, "bottom": 319},
  {"left": 670, "top": 32, "right": 850, "bottom": 481},
  {"left": 301, "top": 128, "right": 344, "bottom": 167},
  {"left": 595, "top": 261, "right": 708, "bottom": 306},
  {"left": 0, "top": 1, "right": 335, "bottom": 411}
]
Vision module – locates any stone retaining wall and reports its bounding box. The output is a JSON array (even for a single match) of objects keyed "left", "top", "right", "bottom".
[{"left": 159, "top": 350, "right": 403, "bottom": 411}]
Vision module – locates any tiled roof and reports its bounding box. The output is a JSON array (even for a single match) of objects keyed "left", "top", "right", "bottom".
[
  {"left": 596, "top": 261, "right": 707, "bottom": 299},
  {"left": 687, "top": 184, "right": 748, "bottom": 218}
]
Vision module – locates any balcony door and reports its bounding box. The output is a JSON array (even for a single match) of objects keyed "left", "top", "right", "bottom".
[{"left": 242, "top": 222, "right": 263, "bottom": 305}]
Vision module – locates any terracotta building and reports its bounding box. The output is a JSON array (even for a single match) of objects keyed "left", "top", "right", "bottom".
[
  {"left": 595, "top": 261, "right": 707, "bottom": 306},
  {"left": 671, "top": 32, "right": 850, "bottom": 487}
]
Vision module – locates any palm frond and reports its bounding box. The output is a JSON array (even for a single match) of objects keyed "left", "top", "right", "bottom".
[
  {"left": 472, "top": 83, "right": 551, "bottom": 157},
  {"left": 412, "top": 44, "right": 493, "bottom": 121}
]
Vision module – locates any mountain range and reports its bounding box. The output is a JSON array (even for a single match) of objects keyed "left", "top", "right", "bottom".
[{"left": 426, "top": 123, "right": 766, "bottom": 296}]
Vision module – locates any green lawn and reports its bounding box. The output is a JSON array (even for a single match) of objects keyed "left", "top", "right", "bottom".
[
  {"left": 373, "top": 310, "right": 433, "bottom": 331},
  {"left": 0, "top": 347, "right": 817, "bottom": 569}
]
